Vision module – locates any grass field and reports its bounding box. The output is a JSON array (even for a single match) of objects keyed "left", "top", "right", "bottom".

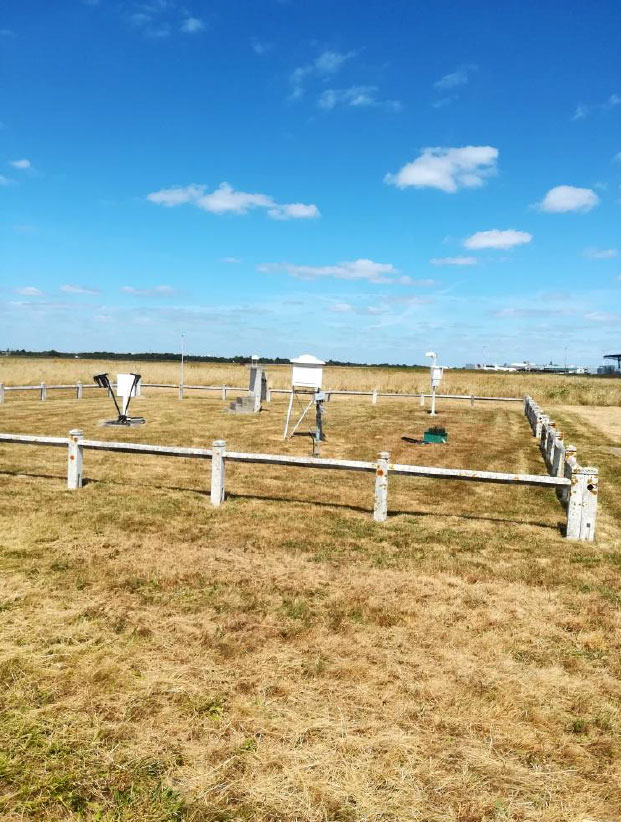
[
  {"left": 2, "top": 356, "right": 621, "bottom": 405},
  {"left": 1, "top": 368, "right": 621, "bottom": 821}
]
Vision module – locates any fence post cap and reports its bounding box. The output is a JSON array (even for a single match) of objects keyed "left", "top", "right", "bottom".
[
  {"left": 213, "top": 439, "right": 226, "bottom": 447},
  {"left": 378, "top": 451, "right": 390, "bottom": 459},
  {"left": 69, "top": 428, "right": 84, "bottom": 438},
  {"left": 566, "top": 444, "right": 577, "bottom": 453}
]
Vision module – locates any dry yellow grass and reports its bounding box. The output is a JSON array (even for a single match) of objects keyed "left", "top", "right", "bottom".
[
  {"left": 0, "top": 383, "right": 620, "bottom": 820},
  {"left": 1, "top": 356, "right": 620, "bottom": 405}
]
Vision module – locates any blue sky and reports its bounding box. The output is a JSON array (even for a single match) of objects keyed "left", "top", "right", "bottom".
[{"left": 1, "top": 0, "right": 620, "bottom": 365}]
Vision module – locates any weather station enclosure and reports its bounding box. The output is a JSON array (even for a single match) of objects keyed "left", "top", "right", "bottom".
[{"left": 283, "top": 355, "right": 327, "bottom": 446}]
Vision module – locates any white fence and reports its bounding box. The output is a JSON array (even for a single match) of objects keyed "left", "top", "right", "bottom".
[
  {"left": 0, "top": 380, "right": 523, "bottom": 407},
  {"left": 0, "top": 424, "right": 595, "bottom": 538},
  {"left": 523, "top": 396, "right": 598, "bottom": 541}
]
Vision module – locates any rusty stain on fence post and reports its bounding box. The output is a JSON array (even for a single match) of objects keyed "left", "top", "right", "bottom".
[
  {"left": 373, "top": 451, "right": 390, "bottom": 523},
  {"left": 67, "top": 429, "right": 84, "bottom": 490},
  {"left": 210, "top": 440, "right": 226, "bottom": 506}
]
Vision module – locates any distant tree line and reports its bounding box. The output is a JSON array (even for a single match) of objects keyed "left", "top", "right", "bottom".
[{"left": 3, "top": 349, "right": 428, "bottom": 370}]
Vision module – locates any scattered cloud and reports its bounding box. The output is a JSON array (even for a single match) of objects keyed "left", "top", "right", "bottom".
[
  {"left": 572, "top": 93, "right": 620, "bottom": 120},
  {"left": 430, "top": 256, "right": 477, "bottom": 266},
  {"left": 147, "top": 182, "right": 320, "bottom": 220},
  {"left": 614, "top": 151, "right": 621, "bottom": 163},
  {"left": 221, "top": 256, "right": 241, "bottom": 264},
  {"left": 10, "top": 159, "right": 31, "bottom": 170},
  {"left": 60, "top": 284, "right": 101, "bottom": 295},
  {"left": 0, "top": 28, "right": 15, "bottom": 37},
  {"left": 251, "top": 39, "right": 271, "bottom": 55},
  {"left": 180, "top": 17, "right": 205, "bottom": 33},
  {"left": 328, "top": 302, "right": 353, "bottom": 313},
  {"left": 434, "top": 64, "right": 475, "bottom": 90},
  {"left": 318, "top": 85, "right": 401, "bottom": 111},
  {"left": 121, "top": 285, "right": 176, "bottom": 296},
  {"left": 494, "top": 307, "right": 558, "bottom": 318},
  {"left": 585, "top": 311, "right": 621, "bottom": 324},
  {"left": 385, "top": 146, "right": 498, "bottom": 193},
  {"left": 464, "top": 229, "right": 532, "bottom": 250},
  {"left": 15, "top": 287, "right": 44, "bottom": 297},
  {"left": 583, "top": 247, "right": 618, "bottom": 259},
  {"left": 289, "top": 49, "right": 355, "bottom": 100},
  {"left": 0, "top": 174, "right": 14, "bottom": 186},
  {"left": 535, "top": 185, "right": 599, "bottom": 213},
  {"left": 258, "top": 258, "right": 409, "bottom": 284}
]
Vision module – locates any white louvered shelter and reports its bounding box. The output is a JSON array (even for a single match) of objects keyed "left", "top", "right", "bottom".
[{"left": 290, "top": 354, "right": 325, "bottom": 390}]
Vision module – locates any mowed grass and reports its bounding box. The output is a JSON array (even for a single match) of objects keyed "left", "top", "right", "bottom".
[{"left": 1, "top": 388, "right": 621, "bottom": 821}]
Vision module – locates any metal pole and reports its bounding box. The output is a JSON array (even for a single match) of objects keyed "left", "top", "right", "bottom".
[
  {"left": 430, "top": 387, "right": 437, "bottom": 416},
  {"left": 179, "top": 333, "right": 185, "bottom": 397}
]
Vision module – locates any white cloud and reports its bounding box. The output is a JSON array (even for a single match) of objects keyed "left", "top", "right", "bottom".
[
  {"left": 0, "top": 29, "right": 15, "bottom": 37},
  {"left": 121, "top": 285, "right": 176, "bottom": 296},
  {"left": 430, "top": 256, "right": 477, "bottom": 266},
  {"left": 16, "top": 286, "right": 44, "bottom": 296},
  {"left": 536, "top": 185, "right": 599, "bottom": 213},
  {"left": 614, "top": 152, "right": 621, "bottom": 163},
  {"left": 318, "top": 86, "right": 401, "bottom": 111},
  {"left": 258, "top": 258, "right": 406, "bottom": 284},
  {"left": 251, "top": 39, "right": 270, "bottom": 55},
  {"left": 329, "top": 302, "right": 353, "bottom": 313},
  {"left": 385, "top": 146, "right": 498, "bottom": 193},
  {"left": 11, "top": 159, "right": 31, "bottom": 170},
  {"left": 464, "top": 229, "right": 532, "bottom": 250},
  {"left": 583, "top": 247, "right": 618, "bottom": 259},
  {"left": 60, "top": 284, "right": 101, "bottom": 295},
  {"left": 180, "top": 17, "right": 204, "bottom": 33},
  {"left": 0, "top": 174, "right": 14, "bottom": 186},
  {"left": 573, "top": 93, "right": 620, "bottom": 120},
  {"left": 221, "top": 256, "right": 241, "bottom": 264},
  {"left": 147, "top": 182, "right": 320, "bottom": 220},
  {"left": 289, "top": 49, "right": 355, "bottom": 100},
  {"left": 585, "top": 311, "right": 621, "bottom": 324},
  {"left": 434, "top": 65, "right": 474, "bottom": 90}
]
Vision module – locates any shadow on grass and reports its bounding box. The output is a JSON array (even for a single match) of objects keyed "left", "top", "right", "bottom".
[{"left": 0, "top": 469, "right": 562, "bottom": 532}]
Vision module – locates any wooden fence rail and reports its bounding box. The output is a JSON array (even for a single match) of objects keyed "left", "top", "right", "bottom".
[
  {"left": 0, "top": 380, "right": 523, "bottom": 407},
  {"left": 0, "top": 428, "right": 595, "bottom": 538}
]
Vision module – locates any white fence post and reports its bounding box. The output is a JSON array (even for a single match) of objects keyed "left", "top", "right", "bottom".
[
  {"left": 266, "top": 387, "right": 271, "bottom": 403},
  {"left": 566, "top": 464, "right": 598, "bottom": 541},
  {"left": 76, "top": 381, "right": 83, "bottom": 399},
  {"left": 0, "top": 383, "right": 4, "bottom": 404},
  {"left": 221, "top": 385, "right": 227, "bottom": 402},
  {"left": 40, "top": 382, "right": 47, "bottom": 401},
  {"left": 178, "top": 383, "right": 184, "bottom": 400},
  {"left": 470, "top": 394, "right": 475, "bottom": 408},
  {"left": 419, "top": 394, "right": 425, "bottom": 407},
  {"left": 373, "top": 450, "right": 390, "bottom": 523},
  {"left": 579, "top": 467, "right": 598, "bottom": 541},
  {"left": 372, "top": 389, "right": 378, "bottom": 406},
  {"left": 535, "top": 413, "right": 544, "bottom": 439},
  {"left": 210, "top": 439, "right": 226, "bottom": 506},
  {"left": 67, "top": 429, "right": 84, "bottom": 489}
]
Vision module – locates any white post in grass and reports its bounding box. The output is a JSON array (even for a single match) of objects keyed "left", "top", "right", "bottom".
[
  {"left": 0, "top": 384, "right": 4, "bottom": 404},
  {"left": 67, "top": 429, "right": 84, "bottom": 490},
  {"left": 419, "top": 394, "right": 425, "bottom": 407},
  {"left": 266, "top": 386, "right": 271, "bottom": 403},
  {"left": 76, "top": 381, "right": 83, "bottom": 399},
  {"left": 210, "top": 440, "right": 226, "bottom": 506},
  {"left": 566, "top": 464, "right": 599, "bottom": 541},
  {"left": 579, "top": 467, "right": 599, "bottom": 541},
  {"left": 373, "top": 450, "right": 390, "bottom": 523},
  {"left": 178, "top": 383, "right": 184, "bottom": 400},
  {"left": 40, "top": 382, "right": 47, "bottom": 401},
  {"left": 221, "top": 385, "right": 227, "bottom": 402},
  {"left": 372, "top": 389, "right": 378, "bottom": 406},
  {"left": 470, "top": 394, "right": 475, "bottom": 408}
]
